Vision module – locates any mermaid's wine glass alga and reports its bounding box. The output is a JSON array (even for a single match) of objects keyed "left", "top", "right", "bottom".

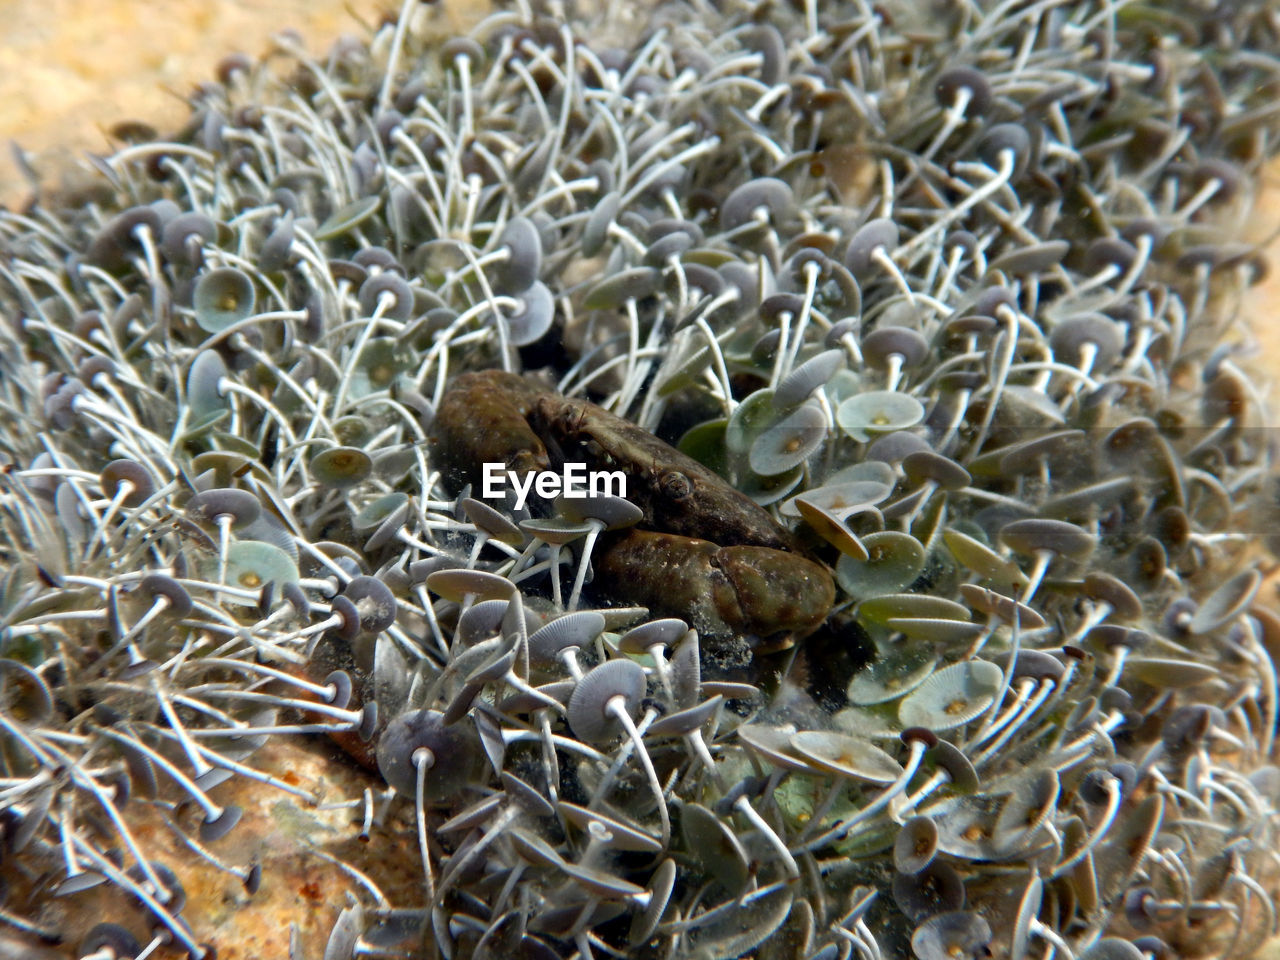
[{"left": 2, "top": 1, "right": 1280, "bottom": 958}]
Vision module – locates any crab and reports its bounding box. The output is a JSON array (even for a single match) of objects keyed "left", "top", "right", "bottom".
[{"left": 432, "top": 370, "right": 836, "bottom": 654}]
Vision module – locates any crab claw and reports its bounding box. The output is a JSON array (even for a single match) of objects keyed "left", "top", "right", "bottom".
[
  {"left": 713, "top": 544, "right": 835, "bottom": 645},
  {"left": 431, "top": 370, "right": 550, "bottom": 493},
  {"left": 594, "top": 530, "right": 834, "bottom": 652}
]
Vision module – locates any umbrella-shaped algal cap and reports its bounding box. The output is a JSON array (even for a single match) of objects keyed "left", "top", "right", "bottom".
[
  {"left": 375, "top": 708, "right": 485, "bottom": 802},
  {"left": 911, "top": 910, "right": 992, "bottom": 960},
  {"left": 894, "top": 861, "right": 966, "bottom": 924},
  {"left": 567, "top": 658, "right": 646, "bottom": 743},
  {"left": 894, "top": 815, "right": 941, "bottom": 875},
  {"left": 193, "top": 267, "right": 256, "bottom": 333}
]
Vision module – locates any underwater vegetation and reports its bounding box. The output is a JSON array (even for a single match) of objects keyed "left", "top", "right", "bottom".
[{"left": 1, "top": 0, "right": 1280, "bottom": 957}]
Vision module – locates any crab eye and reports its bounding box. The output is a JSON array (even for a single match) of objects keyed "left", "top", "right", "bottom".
[
  {"left": 659, "top": 470, "right": 692, "bottom": 501},
  {"left": 572, "top": 438, "right": 607, "bottom": 464}
]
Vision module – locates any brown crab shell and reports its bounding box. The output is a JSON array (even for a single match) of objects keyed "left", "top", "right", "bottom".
[{"left": 592, "top": 529, "right": 834, "bottom": 649}]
